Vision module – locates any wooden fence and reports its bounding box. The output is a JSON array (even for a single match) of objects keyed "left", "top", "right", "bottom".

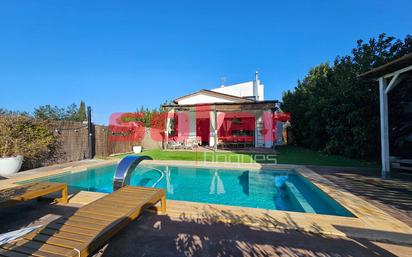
[{"left": 51, "top": 121, "right": 151, "bottom": 164}]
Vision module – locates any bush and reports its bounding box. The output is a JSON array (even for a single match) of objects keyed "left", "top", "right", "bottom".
[{"left": 0, "top": 115, "right": 58, "bottom": 161}]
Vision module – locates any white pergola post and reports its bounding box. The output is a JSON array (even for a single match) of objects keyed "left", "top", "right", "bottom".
[
  {"left": 379, "top": 77, "right": 390, "bottom": 178},
  {"left": 164, "top": 108, "right": 174, "bottom": 149},
  {"left": 209, "top": 106, "right": 218, "bottom": 150},
  {"left": 377, "top": 67, "right": 411, "bottom": 178}
]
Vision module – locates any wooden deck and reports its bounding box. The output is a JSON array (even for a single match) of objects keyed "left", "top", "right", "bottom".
[
  {"left": 0, "top": 186, "right": 166, "bottom": 257},
  {"left": 0, "top": 182, "right": 68, "bottom": 208}
]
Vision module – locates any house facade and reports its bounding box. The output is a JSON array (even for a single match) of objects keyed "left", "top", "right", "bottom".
[{"left": 162, "top": 72, "right": 289, "bottom": 149}]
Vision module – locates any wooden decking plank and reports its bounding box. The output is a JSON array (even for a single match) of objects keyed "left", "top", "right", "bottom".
[
  {"left": 112, "top": 191, "right": 162, "bottom": 198},
  {"left": 87, "top": 200, "right": 138, "bottom": 210},
  {"left": 90, "top": 197, "right": 138, "bottom": 205},
  {"left": 75, "top": 209, "right": 123, "bottom": 220},
  {"left": 112, "top": 189, "right": 162, "bottom": 197},
  {"left": 0, "top": 248, "right": 36, "bottom": 257},
  {"left": 47, "top": 223, "right": 98, "bottom": 237},
  {"left": 38, "top": 229, "right": 93, "bottom": 243},
  {"left": 121, "top": 186, "right": 158, "bottom": 192},
  {"left": 53, "top": 220, "right": 107, "bottom": 231},
  {"left": 0, "top": 249, "right": 36, "bottom": 257},
  {"left": 1, "top": 239, "right": 76, "bottom": 257},
  {"left": 120, "top": 190, "right": 163, "bottom": 198},
  {"left": 102, "top": 196, "right": 147, "bottom": 203},
  {"left": 114, "top": 188, "right": 153, "bottom": 193},
  {"left": 75, "top": 209, "right": 125, "bottom": 219},
  {"left": 67, "top": 216, "right": 113, "bottom": 226},
  {"left": 81, "top": 205, "right": 130, "bottom": 215},
  {"left": 75, "top": 208, "right": 128, "bottom": 218},
  {"left": 104, "top": 194, "right": 155, "bottom": 203},
  {"left": 87, "top": 201, "right": 137, "bottom": 210},
  {"left": 24, "top": 234, "right": 84, "bottom": 250},
  {"left": 107, "top": 194, "right": 159, "bottom": 202},
  {"left": 1, "top": 245, "right": 69, "bottom": 257},
  {"left": 85, "top": 203, "right": 136, "bottom": 212},
  {"left": 71, "top": 212, "right": 116, "bottom": 222}
]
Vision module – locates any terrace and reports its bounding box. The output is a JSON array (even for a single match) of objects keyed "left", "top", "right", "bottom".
[{"left": 0, "top": 159, "right": 411, "bottom": 256}]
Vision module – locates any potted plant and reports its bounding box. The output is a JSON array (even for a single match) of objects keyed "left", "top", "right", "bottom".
[
  {"left": 133, "top": 145, "right": 142, "bottom": 153},
  {"left": 0, "top": 115, "right": 57, "bottom": 176}
]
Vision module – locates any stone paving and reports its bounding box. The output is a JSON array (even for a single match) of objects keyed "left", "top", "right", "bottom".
[
  {"left": 1, "top": 159, "right": 412, "bottom": 256},
  {"left": 1, "top": 201, "right": 411, "bottom": 257}
]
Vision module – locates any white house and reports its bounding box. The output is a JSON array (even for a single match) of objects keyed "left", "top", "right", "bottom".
[{"left": 162, "top": 72, "right": 288, "bottom": 149}]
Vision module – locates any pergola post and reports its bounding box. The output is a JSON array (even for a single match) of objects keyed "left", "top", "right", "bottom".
[
  {"left": 214, "top": 105, "right": 218, "bottom": 151},
  {"left": 379, "top": 77, "right": 390, "bottom": 178},
  {"left": 358, "top": 54, "right": 412, "bottom": 179},
  {"left": 164, "top": 107, "right": 174, "bottom": 150}
]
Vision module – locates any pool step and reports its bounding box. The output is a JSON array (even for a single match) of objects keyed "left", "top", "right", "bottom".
[{"left": 284, "top": 181, "right": 315, "bottom": 213}]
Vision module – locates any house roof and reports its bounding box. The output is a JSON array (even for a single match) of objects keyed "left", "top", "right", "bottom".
[
  {"left": 162, "top": 100, "right": 278, "bottom": 112},
  {"left": 359, "top": 53, "right": 412, "bottom": 79},
  {"left": 173, "top": 89, "right": 254, "bottom": 104}
]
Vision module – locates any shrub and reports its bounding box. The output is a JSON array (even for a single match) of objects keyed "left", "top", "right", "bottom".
[{"left": 0, "top": 115, "right": 57, "bottom": 160}]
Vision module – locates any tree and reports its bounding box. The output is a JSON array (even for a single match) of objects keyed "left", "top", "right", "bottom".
[
  {"left": 77, "top": 101, "right": 87, "bottom": 122},
  {"left": 34, "top": 101, "right": 87, "bottom": 121},
  {"left": 281, "top": 34, "right": 412, "bottom": 161},
  {"left": 34, "top": 105, "right": 65, "bottom": 120}
]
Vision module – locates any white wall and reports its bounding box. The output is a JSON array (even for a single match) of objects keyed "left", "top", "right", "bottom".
[
  {"left": 212, "top": 82, "right": 264, "bottom": 101},
  {"left": 177, "top": 93, "right": 235, "bottom": 105},
  {"left": 258, "top": 85, "right": 264, "bottom": 101}
]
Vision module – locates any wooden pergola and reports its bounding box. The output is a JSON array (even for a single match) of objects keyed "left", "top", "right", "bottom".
[
  {"left": 162, "top": 101, "right": 278, "bottom": 150},
  {"left": 162, "top": 101, "right": 278, "bottom": 112},
  {"left": 360, "top": 53, "right": 412, "bottom": 178}
]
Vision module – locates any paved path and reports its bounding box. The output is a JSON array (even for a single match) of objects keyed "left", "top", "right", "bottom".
[{"left": 311, "top": 166, "right": 412, "bottom": 227}]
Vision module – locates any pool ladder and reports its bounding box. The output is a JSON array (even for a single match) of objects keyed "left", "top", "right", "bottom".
[{"left": 150, "top": 167, "right": 165, "bottom": 188}]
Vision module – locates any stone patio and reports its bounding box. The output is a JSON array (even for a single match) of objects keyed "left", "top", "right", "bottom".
[
  {"left": 1, "top": 160, "right": 411, "bottom": 256},
  {"left": 0, "top": 200, "right": 411, "bottom": 257}
]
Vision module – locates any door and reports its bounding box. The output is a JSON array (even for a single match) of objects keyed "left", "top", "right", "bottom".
[{"left": 196, "top": 118, "right": 210, "bottom": 145}]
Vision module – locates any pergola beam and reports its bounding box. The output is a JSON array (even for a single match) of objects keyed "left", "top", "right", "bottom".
[
  {"left": 382, "top": 65, "right": 412, "bottom": 79},
  {"left": 384, "top": 73, "right": 400, "bottom": 94}
]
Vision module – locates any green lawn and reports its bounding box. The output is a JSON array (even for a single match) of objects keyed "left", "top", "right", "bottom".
[{"left": 112, "top": 145, "right": 377, "bottom": 168}]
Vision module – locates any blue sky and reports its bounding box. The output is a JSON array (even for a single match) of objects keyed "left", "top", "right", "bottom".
[{"left": 0, "top": 0, "right": 411, "bottom": 124}]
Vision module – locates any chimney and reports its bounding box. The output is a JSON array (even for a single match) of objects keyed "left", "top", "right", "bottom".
[{"left": 253, "top": 71, "right": 259, "bottom": 101}]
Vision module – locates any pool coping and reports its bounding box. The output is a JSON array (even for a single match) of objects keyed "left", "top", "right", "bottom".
[{"left": 1, "top": 159, "right": 411, "bottom": 244}]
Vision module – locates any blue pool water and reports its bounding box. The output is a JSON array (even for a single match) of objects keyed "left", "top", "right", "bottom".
[{"left": 21, "top": 164, "right": 354, "bottom": 217}]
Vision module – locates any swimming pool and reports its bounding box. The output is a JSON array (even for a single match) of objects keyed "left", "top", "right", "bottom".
[{"left": 20, "top": 164, "right": 354, "bottom": 217}]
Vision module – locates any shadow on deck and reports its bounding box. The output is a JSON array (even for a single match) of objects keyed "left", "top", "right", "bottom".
[
  {"left": 99, "top": 210, "right": 409, "bottom": 257},
  {"left": 311, "top": 166, "right": 412, "bottom": 227}
]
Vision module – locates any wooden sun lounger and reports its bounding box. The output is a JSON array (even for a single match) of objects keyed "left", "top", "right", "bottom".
[
  {"left": 0, "top": 182, "right": 68, "bottom": 208},
  {"left": 0, "top": 186, "right": 166, "bottom": 257}
]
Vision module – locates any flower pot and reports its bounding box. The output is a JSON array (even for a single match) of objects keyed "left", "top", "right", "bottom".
[
  {"left": 0, "top": 155, "right": 23, "bottom": 176},
  {"left": 133, "top": 146, "right": 142, "bottom": 154}
]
